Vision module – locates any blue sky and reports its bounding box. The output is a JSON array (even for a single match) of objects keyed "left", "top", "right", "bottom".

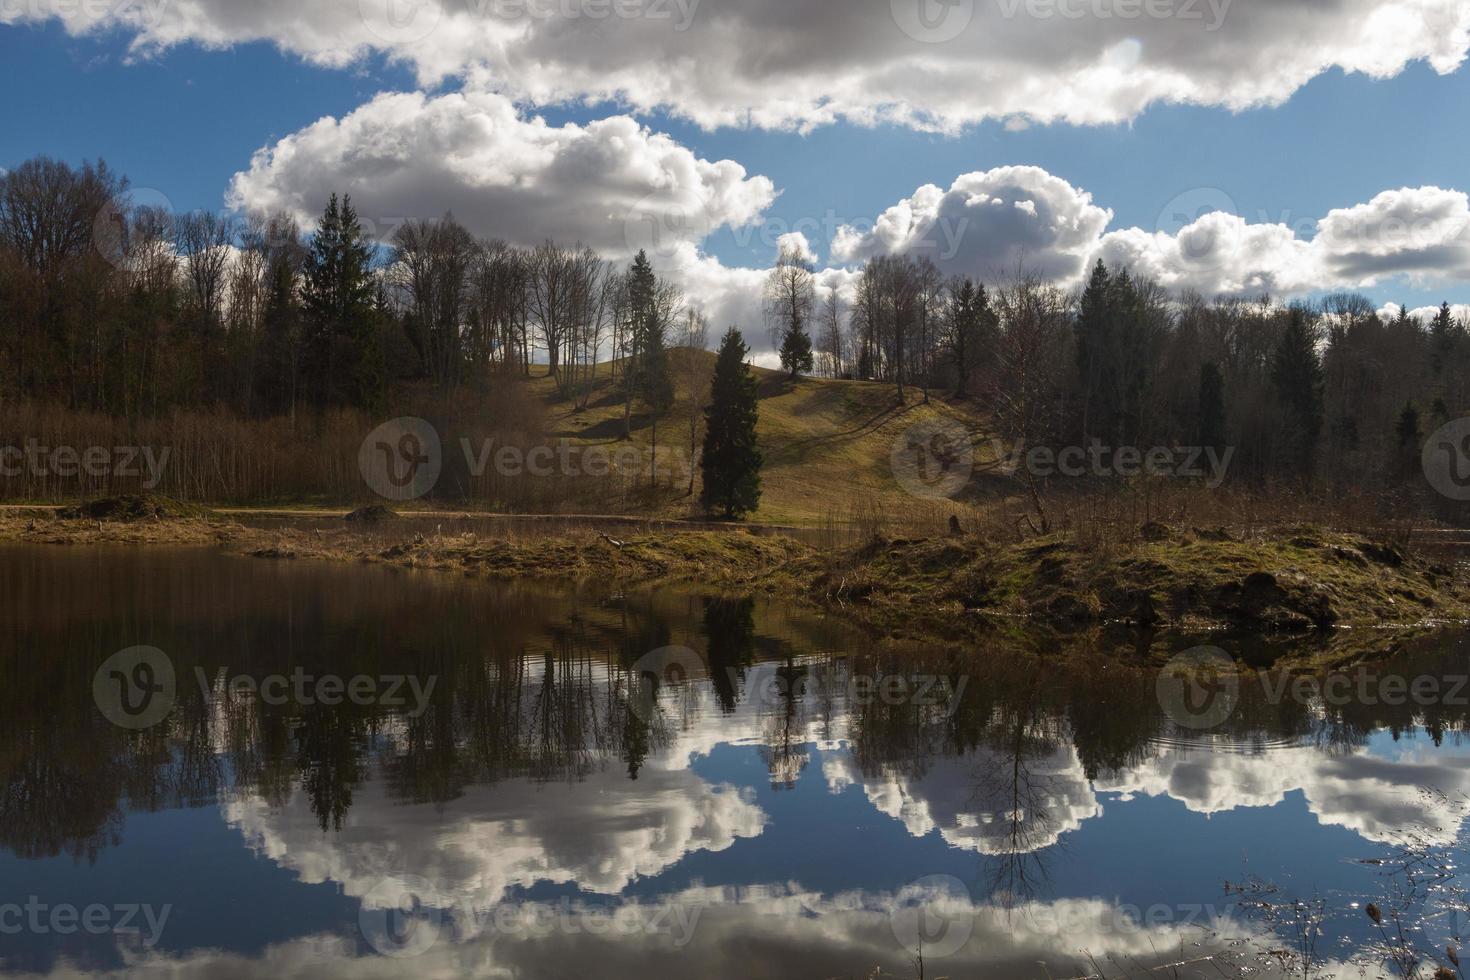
[{"left": 4, "top": 3, "right": 1470, "bottom": 318}]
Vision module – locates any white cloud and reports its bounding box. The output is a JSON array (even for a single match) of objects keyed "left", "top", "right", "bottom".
[
  {"left": 837, "top": 169, "right": 1470, "bottom": 298},
  {"left": 8, "top": 0, "right": 1470, "bottom": 133},
  {"left": 831, "top": 166, "right": 1113, "bottom": 283},
  {"left": 775, "top": 230, "right": 816, "bottom": 264},
  {"left": 1378, "top": 301, "right": 1470, "bottom": 322},
  {"left": 227, "top": 90, "right": 775, "bottom": 257},
  {"left": 229, "top": 95, "right": 1470, "bottom": 359},
  {"left": 1315, "top": 186, "right": 1470, "bottom": 285}
]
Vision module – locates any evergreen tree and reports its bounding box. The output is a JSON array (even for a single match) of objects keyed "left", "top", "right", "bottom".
[
  {"left": 639, "top": 323, "right": 675, "bottom": 486},
  {"left": 621, "top": 250, "right": 660, "bottom": 437},
  {"left": 300, "top": 194, "right": 379, "bottom": 407},
  {"left": 700, "top": 328, "right": 762, "bottom": 518},
  {"left": 1074, "top": 259, "right": 1112, "bottom": 444},
  {"left": 948, "top": 276, "right": 993, "bottom": 399},
  {"left": 255, "top": 252, "right": 300, "bottom": 418},
  {"left": 1271, "top": 305, "right": 1325, "bottom": 477},
  {"left": 1430, "top": 301, "right": 1456, "bottom": 374},
  {"left": 1395, "top": 402, "right": 1422, "bottom": 478},
  {"left": 778, "top": 317, "right": 814, "bottom": 379},
  {"left": 1196, "top": 361, "right": 1226, "bottom": 451}
]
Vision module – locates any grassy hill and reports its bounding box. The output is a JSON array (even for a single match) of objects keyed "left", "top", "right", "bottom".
[{"left": 526, "top": 349, "right": 994, "bottom": 527}]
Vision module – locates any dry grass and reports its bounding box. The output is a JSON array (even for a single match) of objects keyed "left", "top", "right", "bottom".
[
  {"left": 4, "top": 497, "right": 1463, "bottom": 668},
  {"left": 529, "top": 350, "right": 989, "bottom": 527}
]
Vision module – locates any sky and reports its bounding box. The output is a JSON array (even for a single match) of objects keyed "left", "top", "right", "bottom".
[{"left": 4, "top": 0, "right": 1470, "bottom": 353}]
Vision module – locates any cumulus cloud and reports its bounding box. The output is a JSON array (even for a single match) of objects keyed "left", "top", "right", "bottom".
[
  {"left": 229, "top": 763, "right": 766, "bottom": 907},
  {"left": 834, "top": 169, "right": 1470, "bottom": 298},
  {"left": 51, "top": 888, "right": 1268, "bottom": 980},
  {"left": 831, "top": 166, "right": 1113, "bottom": 282},
  {"left": 1315, "top": 186, "right": 1470, "bottom": 284},
  {"left": 228, "top": 90, "right": 774, "bottom": 256},
  {"left": 228, "top": 95, "right": 1470, "bottom": 358},
  {"left": 1378, "top": 301, "right": 1470, "bottom": 322},
  {"left": 7, "top": 0, "right": 1470, "bottom": 132}
]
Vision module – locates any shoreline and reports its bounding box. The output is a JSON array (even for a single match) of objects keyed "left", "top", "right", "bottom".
[{"left": 4, "top": 501, "right": 1466, "bottom": 670}]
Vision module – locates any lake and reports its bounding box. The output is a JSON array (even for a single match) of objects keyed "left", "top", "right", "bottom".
[{"left": 3, "top": 544, "right": 1469, "bottom": 978}]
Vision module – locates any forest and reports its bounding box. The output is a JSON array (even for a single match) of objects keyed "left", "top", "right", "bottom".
[{"left": 2, "top": 154, "right": 1468, "bottom": 509}]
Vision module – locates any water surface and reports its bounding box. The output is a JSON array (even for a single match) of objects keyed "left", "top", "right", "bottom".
[{"left": 2, "top": 545, "right": 1469, "bottom": 978}]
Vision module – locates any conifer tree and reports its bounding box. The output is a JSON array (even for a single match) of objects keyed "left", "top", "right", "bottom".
[
  {"left": 1271, "top": 305, "right": 1325, "bottom": 476},
  {"left": 700, "top": 328, "right": 762, "bottom": 518},
  {"left": 300, "top": 193, "right": 379, "bottom": 407},
  {"left": 1196, "top": 361, "right": 1226, "bottom": 452},
  {"left": 779, "top": 318, "right": 814, "bottom": 379}
]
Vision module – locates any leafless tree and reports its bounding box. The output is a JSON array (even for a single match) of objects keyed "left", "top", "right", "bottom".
[
  {"left": 818, "top": 290, "right": 844, "bottom": 378},
  {"left": 175, "top": 210, "right": 234, "bottom": 329},
  {"left": 988, "top": 269, "right": 1072, "bottom": 533},
  {"left": 763, "top": 243, "right": 815, "bottom": 356},
  {"left": 390, "top": 214, "right": 476, "bottom": 386},
  {"left": 679, "top": 308, "right": 711, "bottom": 495},
  {"left": 467, "top": 240, "right": 526, "bottom": 376}
]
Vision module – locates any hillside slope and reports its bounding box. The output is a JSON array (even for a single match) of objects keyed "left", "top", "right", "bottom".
[{"left": 527, "top": 350, "right": 994, "bottom": 526}]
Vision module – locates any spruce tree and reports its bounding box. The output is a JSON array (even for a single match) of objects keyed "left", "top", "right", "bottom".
[
  {"left": 1395, "top": 402, "right": 1422, "bottom": 478},
  {"left": 640, "top": 323, "right": 675, "bottom": 486},
  {"left": 1430, "top": 301, "right": 1457, "bottom": 375},
  {"left": 1074, "top": 259, "right": 1112, "bottom": 444},
  {"left": 779, "top": 318, "right": 814, "bottom": 379},
  {"left": 300, "top": 193, "right": 378, "bottom": 407},
  {"left": 256, "top": 252, "right": 300, "bottom": 418},
  {"left": 621, "top": 250, "right": 660, "bottom": 437},
  {"left": 1271, "top": 305, "right": 1325, "bottom": 477},
  {"left": 700, "top": 328, "right": 762, "bottom": 518},
  {"left": 1196, "top": 361, "right": 1225, "bottom": 452}
]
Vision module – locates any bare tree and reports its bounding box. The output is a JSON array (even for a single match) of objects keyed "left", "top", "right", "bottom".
[
  {"left": 175, "top": 210, "right": 235, "bottom": 329},
  {"left": 818, "top": 290, "right": 844, "bottom": 378},
  {"left": 524, "top": 240, "right": 582, "bottom": 395},
  {"left": 467, "top": 240, "right": 526, "bottom": 376},
  {"left": 763, "top": 243, "right": 815, "bottom": 375},
  {"left": 679, "top": 309, "right": 711, "bottom": 495},
  {"left": 987, "top": 269, "right": 1072, "bottom": 533},
  {"left": 390, "top": 214, "right": 475, "bottom": 386}
]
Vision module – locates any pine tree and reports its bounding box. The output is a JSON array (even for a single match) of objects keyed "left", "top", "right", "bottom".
[
  {"left": 778, "top": 318, "right": 814, "bottom": 379},
  {"left": 1395, "top": 402, "right": 1422, "bottom": 478},
  {"left": 1271, "top": 305, "right": 1325, "bottom": 478},
  {"left": 1196, "top": 361, "right": 1225, "bottom": 451},
  {"left": 640, "top": 324, "right": 675, "bottom": 486},
  {"left": 621, "top": 250, "right": 659, "bottom": 437},
  {"left": 1074, "top": 259, "right": 1111, "bottom": 444},
  {"left": 300, "top": 193, "right": 379, "bottom": 407},
  {"left": 948, "top": 277, "right": 993, "bottom": 399},
  {"left": 256, "top": 252, "right": 300, "bottom": 418},
  {"left": 700, "top": 328, "right": 762, "bottom": 518}
]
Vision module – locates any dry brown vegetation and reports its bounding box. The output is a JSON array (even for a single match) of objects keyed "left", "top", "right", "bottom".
[{"left": 4, "top": 493, "right": 1464, "bottom": 667}]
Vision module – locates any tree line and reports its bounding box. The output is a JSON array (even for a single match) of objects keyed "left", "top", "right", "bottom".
[
  {"left": 5, "top": 154, "right": 1469, "bottom": 502},
  {"left": 0, "top": 156, "right": 697, "bottom": 424},
  {"left": 778, "top": 243, "right": 1470, "bottom": 490}
]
